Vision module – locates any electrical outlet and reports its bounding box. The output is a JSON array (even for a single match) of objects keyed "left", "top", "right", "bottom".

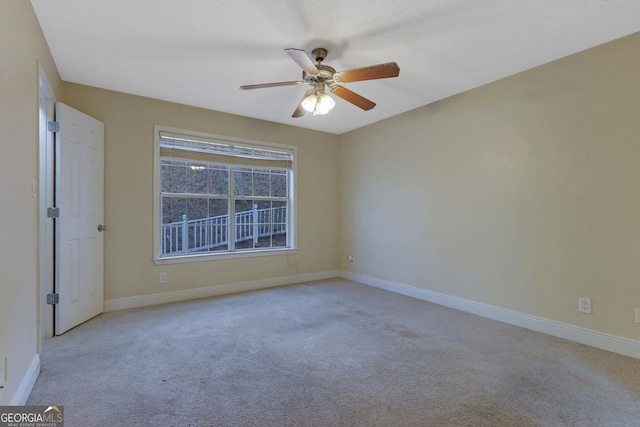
[
  {"left": 635, "top": 308, "right": 640, "bottom": 324},
  {"left": 159, "top": 272, "right": 168, "bottom": 284},
  {"left": 578, "top": 297, "right": 592, "bottom": 314},
  {"left": 348, "top": 255, "right": 354, "bottom": 264}
]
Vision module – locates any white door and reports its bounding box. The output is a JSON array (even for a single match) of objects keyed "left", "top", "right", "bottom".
[{"left": 55, "top": 102, "right": 104, "bottom": 335}]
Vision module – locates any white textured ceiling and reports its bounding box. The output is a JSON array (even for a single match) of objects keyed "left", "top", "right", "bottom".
[{"left": 31, "top": 0, "right": 640, "bottom": 135}]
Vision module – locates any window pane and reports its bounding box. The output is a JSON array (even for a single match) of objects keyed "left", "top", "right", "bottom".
[
  {"left": 234, "top": 168, "right": 252, "bottom": 197},
  {"left": 234, "top": 200, "right": 256, "bottom": 250},
  {"left": 160, "top": 159, "right": 187, "bottom": 193},
  {"left": 254, "top": 172, "right": 269, "bottom": 197},
  {"left": 186, "top": 198, "right": 208, "bottom": 222},
  {"left": 208, "top": 165, "right": 229, "bottom": 196},
  {"left": 234, "top": 199, "right": 253, "bottom": 213},
  {"left": 270, "top": 171, "right": 287, "bottom": 197},
  {"left": 233, "top": 200, "right": 287, "bottom": 250},
  {"left": 162, "top": 197, "right": 186, "bottom": 224},
  {"left": 161, "top": 197, "right": 187, "bottom": 254},
  {"left": 233, "top": 168, "right": 286, "bottom": 198},
  {"left": 206, "top": 199, "right": 230, "bottom": 252},
  {"left": 256, "top": 201, "right": 273, "bottom": 248},
  {"left": 271, "top": 200, "right": 288, "bottom": 247},
  {"left": 161, "top": 197, "right": 229, "bottom": 255},
  {"left": 162, "top": 160, "right": 229, "bottom": 196},
  {"left": 184, "top": 162, "right": 208, "bottom": 194}
]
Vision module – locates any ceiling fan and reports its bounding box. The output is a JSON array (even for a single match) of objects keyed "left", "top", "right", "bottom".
[{"left": 240, "top": 47, "right": 400, "bottom": 117}]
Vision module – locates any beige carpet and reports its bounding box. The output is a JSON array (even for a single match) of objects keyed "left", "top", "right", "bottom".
[{"left": 28, "top": 279, "right": 640, "bottom": 426}]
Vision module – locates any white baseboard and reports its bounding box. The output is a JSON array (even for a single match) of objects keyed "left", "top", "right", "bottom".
[
  {"left": 104, "top": 270, "right": 339, "bottom": 312},
  {"left": 10, "top": 354, "right": 40, "bottom": 405},
  {"left": 340, "top": 270, "right": 640, "bottom": 360}
]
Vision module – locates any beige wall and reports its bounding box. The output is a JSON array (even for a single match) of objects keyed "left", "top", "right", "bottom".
[
  {"left": 62, "top": 84, "right": 339, "bottom": 302},
  {"left": 0, "top": 1, "right": 62, "bottom": 404},
  {"left": 339, "top": 33, "right": 640, "bottom": 341},
  {"left": 3, "top": 1, "right": 639, "bottom": 405}
]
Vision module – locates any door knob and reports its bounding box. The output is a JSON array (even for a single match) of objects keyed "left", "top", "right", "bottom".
[{"left": 98, "top": 224, "right": 108, "bottom": 232}]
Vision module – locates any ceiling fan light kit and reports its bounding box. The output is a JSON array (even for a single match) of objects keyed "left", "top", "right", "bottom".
[
  {"left": 240, "top": 47, "right": 400, "bottom": 118},
  {"left": 301, "top": 89, "right": 335, "bottom": 116}
]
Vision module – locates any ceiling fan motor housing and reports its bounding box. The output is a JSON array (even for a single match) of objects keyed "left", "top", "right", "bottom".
[
  {"left": 311, "top": 47, "right": 328, "bottom": 62},
  {"left": 303, "top": 64, "right": 336, "bottom": 83}
]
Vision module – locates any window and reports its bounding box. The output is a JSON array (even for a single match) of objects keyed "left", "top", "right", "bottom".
[{"left": 154, "top": 127, "right": 295, "bottom": 262}]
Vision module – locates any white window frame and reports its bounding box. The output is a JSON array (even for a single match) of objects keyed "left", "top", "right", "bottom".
[{"left": 153, "top": 125, "right": 297, "bottom": 265}]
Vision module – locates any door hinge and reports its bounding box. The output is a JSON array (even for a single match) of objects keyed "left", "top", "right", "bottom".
[
  {"left": 47, "top": 121, "right": 60, "bottom": 133},
  {"left": 47, "top": 207, "right": 60, "bottom": 218},
  {"left": 46, "top": 293, "right": 59, "bottom": 305}
]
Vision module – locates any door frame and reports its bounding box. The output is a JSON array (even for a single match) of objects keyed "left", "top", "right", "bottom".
[{"left": 38, "top": 66, "right": 55, "bottom": 343}]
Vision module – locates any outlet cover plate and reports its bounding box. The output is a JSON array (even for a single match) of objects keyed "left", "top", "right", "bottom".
[
  {"left": 578, "top": 297, "right": 592, "bottom": 314},
  {"left": 635, "top": 308, "right": 640, "bottom": 323}
]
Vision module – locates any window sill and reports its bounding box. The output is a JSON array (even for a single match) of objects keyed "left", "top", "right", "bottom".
[{"left": 153, "top": 247, "right": 298, "bottom": 265}]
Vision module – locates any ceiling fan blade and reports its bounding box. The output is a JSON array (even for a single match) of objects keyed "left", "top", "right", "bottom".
[
  {"left": 239, "top": 81, "right": 302, "bottom": 90},
  {"left": 292, "top": 103, "right": 306, "bottom": 118},
  {"left": 330, "top": 86, "right": 376, "bottom": 111},
  {"left": 292, "top": 90, "right": 313, "bottom": 118},
  {"left": 285, "top": 48, "right": 319, "bottom": 75},
  {"left": 334, "top": 62, "right": 400, "bottom": 83}
]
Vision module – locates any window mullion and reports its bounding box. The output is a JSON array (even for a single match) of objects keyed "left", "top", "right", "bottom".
[
  {"left": 229, "top": 166, "right": 236, "bottom": 252},
  {"left": 161, "top": 192, "right": 232, "bottom": 200},
  {"left": 287, "top": 170, "right": 292, "bottom": 248}
]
